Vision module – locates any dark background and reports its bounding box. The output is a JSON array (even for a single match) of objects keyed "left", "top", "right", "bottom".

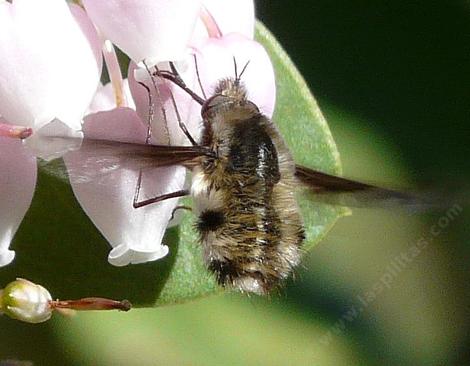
[
  {"left": 257, "top": 1, "right": 470, "bottom": 365},
  {"left": 257, "top": 1, "right": 470, "bottom": 182}
]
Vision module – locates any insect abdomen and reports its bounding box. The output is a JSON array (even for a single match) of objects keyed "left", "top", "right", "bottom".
[{"left": 193, "top": 113, "right": 304, "bottom": 295}]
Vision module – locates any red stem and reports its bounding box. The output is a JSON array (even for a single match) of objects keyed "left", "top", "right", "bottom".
[{"left": 50, "top": 297, "right": 131, "bottom": 312}]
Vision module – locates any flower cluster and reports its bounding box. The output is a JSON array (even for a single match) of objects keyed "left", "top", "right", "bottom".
[{"left": 0, "top": 0, "right": 275, "bottom": 267}]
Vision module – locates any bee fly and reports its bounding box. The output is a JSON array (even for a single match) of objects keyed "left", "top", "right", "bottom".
[
  {"left": 153, "top": 62, "right": 418, "bottom": 295},
  {"left": 44, "top": 61, "right": 418, "bottom": 295},
  {"left": 190, "top": 78, "right": 305, "bottom": 295}
]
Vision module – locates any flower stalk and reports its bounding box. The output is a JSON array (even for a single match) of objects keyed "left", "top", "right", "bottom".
[
  {"left": 0, "top": 278, "right": 131, "bottom": 324},
  {"left": 50, "top": 297, "right": 131, "bottom": 312},
  {"left": 102, "top": 40, "right": 128, "bottom": 108}
]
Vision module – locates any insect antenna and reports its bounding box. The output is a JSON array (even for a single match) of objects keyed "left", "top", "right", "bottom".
[
  {"left": 233, "top": 56, "right": 239, "bottom": 83},
  {"left": 233, "top": 57, "right": 251, "bottom": 86},
  {"left": 238, "top": 60, "right": 251, "bottom": 81}
]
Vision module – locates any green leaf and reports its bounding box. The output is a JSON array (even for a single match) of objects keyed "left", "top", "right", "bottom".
[{"left": 0, "top": 23, "right": 345, "bottom": 307}]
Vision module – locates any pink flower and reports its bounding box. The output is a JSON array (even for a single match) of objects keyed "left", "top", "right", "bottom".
[
  {"left": 66, "top": 0, "right": 267, "bottom": 266},
  {"left": 64, "top": 107, "right": 186, "bottom": 266},
  {"left": 192, "top": 33, "right": 276, "bottom": 118},
  {"left": 0, "top": 133, "right": 36, "bottom": 266},
  {"left": 0, "top": 1, "right": 101, "bottom": 131},
  {"left": 82, "top": 0, "right": 202, "bottom": 66},
  {"left": 0, "top": 0, "right": 101, "bottom": 266},
  {"left": 202, "top": 0, "right": 254, "bottom": 38},
  {"left": 0, "top": 0, "right": 276, "bottom": 268},
  {"left": 191, "top": 0, "right": 255, "bottom": 46}
]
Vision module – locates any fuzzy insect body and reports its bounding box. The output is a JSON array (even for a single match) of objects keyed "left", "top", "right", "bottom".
[{"left": 191, "top": 79, "right": 305, "bottom": 294}]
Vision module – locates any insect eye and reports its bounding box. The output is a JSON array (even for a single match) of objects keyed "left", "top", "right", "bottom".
[{"left": 201, "top": 94, "right": 228, "bottom": 118}]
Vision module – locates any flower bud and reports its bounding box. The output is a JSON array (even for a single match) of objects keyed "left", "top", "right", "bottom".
[
  {"left": 0, "top": 278, "right": 132, "bottom": 324},
  {"left": 0, "top": 278, "right": 52, "bottom": 324}
]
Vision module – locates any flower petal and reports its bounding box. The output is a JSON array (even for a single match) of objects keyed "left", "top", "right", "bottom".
[
  {"left": 195, "top": 33, "right": 276, "bottom": 117},
  {"left": 108, "top": 243, "right": 169, "bottom": 267},
  {"left": 0, "top": 0, "right": 101, "bottom": 130},
  {"left": 64, "top": 108, "right": 186, "bottom": 266},
  {"left": 69, "top": 3, "right": 103, "bottom": 77},
  {"left": 87, "top": 79, "right": 136, "bottom": 115},
  {"left": 204, "top": 0, "right": 254, "bottom": 38},
  {"left": 0, "top": 135, "right": 37, "bottom": 267},
  {"left": 24, "top": 119, "right": 83, "bottom": 161},
  {"left": 191, "top": 0, "right": 255, "bottom": 45},
  {"left": 82, "top": 0, "right": 201, "bottom": 65}
]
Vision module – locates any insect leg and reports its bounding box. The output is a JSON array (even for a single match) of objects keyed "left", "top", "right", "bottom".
[
  {"left": 133, "top": 79, "right": 155, "bottom": 211},
  {"left": 132, "top": 62, "right": 183, "bottom": 209},
  {"left": 170, "top": 205, "right": 192, "bottom": 221},
  {"left": 133, "top": 189, "right": 189, "bottom": 208},
  {"left": 142, "top": 61, "right": 170, "bottom": 145},
  {"left": 155, "top": 66, "right": 206, "bottom": 106},
  {"left": 136, "top": 81, "right": 154, "bottom": 144},
  {"left": 193, "top": 54, "right": 207, "bottom": 100},
  {"left": 133, "top": 171, "right": 190, "bottom": 209},
  {"left": 156, "top": 63, "right": 198, "bottom": 146},
  {"left": 168, "top": 89, "right": 198, "bottom": 146}
]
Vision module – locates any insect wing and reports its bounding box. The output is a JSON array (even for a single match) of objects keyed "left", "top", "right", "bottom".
[
  {"left": 39, "top": 138, "right": 210, "bottom": 185},
  {"left": 295, "top": 164, "right": 428, "bottom": 210}
]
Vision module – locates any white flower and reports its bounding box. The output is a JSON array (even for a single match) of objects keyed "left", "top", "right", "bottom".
[
  {"left": 82, "top": 0, "right": 202, "bottom": 66},
  {"left": 0, "top": 0, "right": 102, "bottom": 130},
  {"left": 63, "top": 107, "right": 186, "bottom": 266},
  {"left": 0, "top": 0, "right": 277, "bottom": 270},
  {"left": 0, "top": 0, "right": 101, "bottom": 266}
]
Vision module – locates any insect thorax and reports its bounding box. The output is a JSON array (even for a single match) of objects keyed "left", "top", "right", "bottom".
[{"left": 192, "top": 85, "right": 305, "bottom": 295}]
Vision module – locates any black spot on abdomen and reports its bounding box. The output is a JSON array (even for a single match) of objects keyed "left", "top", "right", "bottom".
[
  {"left": 208, "top": 259, "right": 239, "bottom": 285},
  {"left": 197, "top": 209, "right": 225, "bottom": 232}
]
